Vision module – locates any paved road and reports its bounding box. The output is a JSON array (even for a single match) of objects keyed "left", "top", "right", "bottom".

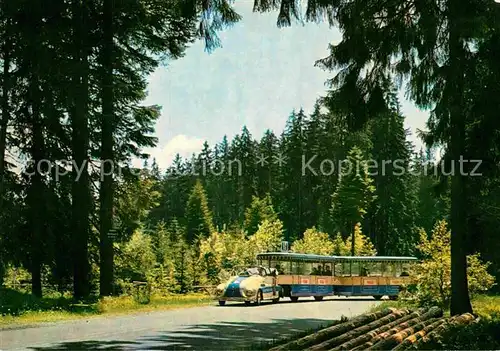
[{"left": 1, "top": 297, "right": 380, "bottom": 350}]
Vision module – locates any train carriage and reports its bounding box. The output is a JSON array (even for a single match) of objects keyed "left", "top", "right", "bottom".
[{"left": 215, "top": 252, "right": 417, "bottom": 305}]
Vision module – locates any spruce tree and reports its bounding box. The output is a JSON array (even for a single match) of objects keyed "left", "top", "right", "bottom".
[
  {"left": 185, "top": 179, "right": 215, "bottom": 243},
  {"left": 367, "top": 109, "right": 418, "bottom": 255},
  {"left": 243, "top": 194, "right": 278, "bottom": 236},
  {"left": 331, "top": 146, "right": 376, "bottom": 255}
]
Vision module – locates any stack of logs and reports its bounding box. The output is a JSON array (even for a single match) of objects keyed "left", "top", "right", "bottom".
[{"left": 269, "top": 307, "right": 476, "bottom": 351}]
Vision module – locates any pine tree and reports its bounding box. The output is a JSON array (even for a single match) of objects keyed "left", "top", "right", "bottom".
[
  {"left": 167, "top": 219, "right": 194, "bottom": 293},
  {"left": 279, "top": 109, "right": 307, "bottom": 241},
  {"left": 185, "top": 179, "right": 215, "bottom": 243},
  {"left": 331, "top": 146, "right": 376, "bottom": 255},
  {"left": 291, "top": 227, "right": 334, "bottom": 255},
  {"left": 235, "top": 126, "right": 258, "bottom": 222},
  {"left": 212, "top": 135, "right": 232, "bottom": 229},
  {"left": 256, "top": 129, "right": 280, "bottom": 197},
  {"left": 243, "top": 194, "right": 278, "bottom": 236},
  {"left": 366, "top": 109, "right": 418, "bottom": 255}
]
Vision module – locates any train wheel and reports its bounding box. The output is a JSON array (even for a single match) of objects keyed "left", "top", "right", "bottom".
[
  {"left": 218, "top": 300, "right": 226, "bottom": 306},
  {"left": 389, "top": 295, "right": 398, "bottom": 301},
  {"left": 314, "top": 296, "right": 324, "bottom": 301},
  {"left": 272, "top": 296, "right": 280, "bottom": 303},
  {"left": 290, "top": 296, "right": 299, "bottom": 302},
  {"left": 373, "top": 295, "right": 383, "bottom": 300}
]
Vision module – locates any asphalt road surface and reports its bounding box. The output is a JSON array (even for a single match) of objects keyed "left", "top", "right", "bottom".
[{"left": 1, "top": 297, "right": 380, "bottom": 350}]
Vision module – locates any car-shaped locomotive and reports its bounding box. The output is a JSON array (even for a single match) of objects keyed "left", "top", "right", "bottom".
[{"left": 215, "top": 266, "right": 282, "bottom": 306}]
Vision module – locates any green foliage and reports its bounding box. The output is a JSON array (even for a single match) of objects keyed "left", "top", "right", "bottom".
[
  {"left": 332, "top": 233, "right": 350, "bottom": 256},
  {"left": 416, "top": 316, "right": 500, "bottom": 350},
  {"left": 185, "top": 179, "right": 216, "bottom": 243},
  {"left": 131, "top": 283, "right": 151, "bottom": 305},
  {"left": 249, "top": 219, "right": 285, "bottom": 255},
  {"left": 115, "top": 170, "right": 162, "bottom": 239},
  {"left": 344, "top": 223, "right": 377, "bottom": 256},
  {"left": 115, "top": 229, "right": 156, "bottom": 285},
  {"left": 244, "top": 195, "right": 278, "bottom": 236},
  {"left": 410, "top": 220, "right": 496, "bottom": 309},
  {"left": 331, "top": 146, "right": 376, "bottom": 242},
  {"left": 367, "top": 111, "right": 419, "bottom": 255},
  {"left": 0, "top": 287, "right": 97, "bottom": 317},
  {"left": 291, "top": 227, "right": 334, "bottom": 255},
  {"left": 290, "top": 224, "right": 375, "bottom": 256},
  {"left": 199, "top": 227, "right": 256, "bottom": 284}
]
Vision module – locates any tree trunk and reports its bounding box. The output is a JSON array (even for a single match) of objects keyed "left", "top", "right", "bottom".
[
  {"left": 26, "top": 0, "right": 45, "bottom": 299},
  {"left": 351, "top": 224, "right": 355, "bottom": 256},
  {"left": 30, "top": 93, "right": 44, "bottom": 298},
  {"left": 412, "top": 313, "right": 475, "bottom": 349},
  {"left": 448, "top": 0, "right": 472, "bottom": 316},
  {"left": 99, "top": 0, "right": 115, "bottom": 297},
  {"left": 391, "top": 318, "right": 447, "bottom": 351},
  {"left": 269, "top": 308, "right": 396, "bottom": 351},
  {"left": 336, "top": 308, "right": 429, "bottom": 351},
  {"left": 307, "top": 309, "right": 410, "bottom": 351},
  {"left": 368, "top": 313, "right": 443, "bottom": 351},
  {"left": 0, "top": 14, "right": 11, "bottom": 213},
  {"left": 71, "top": 0, "right": 91, "bottom": 300},
  {"left": 350, "top": 307, "right": 442, "bottom": 351}
]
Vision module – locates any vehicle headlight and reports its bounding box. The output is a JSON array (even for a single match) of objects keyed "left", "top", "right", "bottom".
[
  {"left": 216, "top": 284, "right": 225, "bottom": 295},
  {"left": 243, "top": 288, "right": 256, "bottom": 296}
]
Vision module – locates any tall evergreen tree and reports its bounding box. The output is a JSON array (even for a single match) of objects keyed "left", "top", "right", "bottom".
[
  {"left": 243, "top": 194, "right": 278, "bottom": 236},
  {"left": 279, "top": 109, "right": 307, "bottom": 241},
  {"left": 185, "top": 179, "right": 215, "bottom": 243},
  {"left": 256, "top": 129, "right": 280, "bottom": 198},
  {"left": 331, "top": 146, "right": 376, "bottom": 255},
  {"left": 366, "top": 108, "right": 418, "bottom": 255}
]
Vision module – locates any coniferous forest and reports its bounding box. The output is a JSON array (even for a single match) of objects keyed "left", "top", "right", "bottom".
[{"left": 1, "top": 0, "right": 500, "bottom": 323}]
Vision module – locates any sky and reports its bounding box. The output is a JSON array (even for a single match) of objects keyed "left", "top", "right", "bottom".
[{"left": 139, "top": 2, "right": 430, "bottom": 169}]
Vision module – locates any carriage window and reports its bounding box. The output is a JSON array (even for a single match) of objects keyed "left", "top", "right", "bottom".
[
  {"left": 401, "top": 262, "right": 411, "bottom": 276},
  {"left": 269, "top": 260, "right": 283, "bottom": 274},
  {"left": 334, "top": 262, "right": 343, "bottom": 276},
  {"left": 343, "top": 261, "right": 351, "bottom": 276},
  {"left": 351, "top": 262, "right": 360, "bottom": 276},
  {"left": 381, "top": 262, "right": 392, "bottom": 277},
  {"left": 323, "top": 263, "right": 332, "bottom": 276},
  {"left": 311, "top": 263, "right": 322, "bottom": 275},
  {"left": 386, "top": 262, "right": 396, "bottom": 277},
  {"left": 272, "top": 261, "right": 291, "bottom": 275},
  {"left": 302, "top": 262, "right": 312, "bottom": 275},
  {"left": 291, "top": 261, "right": 300, "bottom": 274},
  {"left": 394, "top": 262, "right": 404, "bottom": 277},
  {"left": 359, "top": 263, "right": 368, "bottom": 276},
  {"left": 368, "top": 262, "right": 382, "bottom": 276}
]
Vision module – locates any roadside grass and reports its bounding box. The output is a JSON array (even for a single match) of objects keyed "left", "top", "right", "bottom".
[
  {"left": 368, "top": 298, "right": 419, "bottom": 314},
  {"left": 0, "top": 287, "right": 212, "bottom": 328},
  {"left": 368, "top": 294, "right": 500, "bottom": 318},
  {"left": 471, "top": 294, "right": 500, "bottom": 319}
]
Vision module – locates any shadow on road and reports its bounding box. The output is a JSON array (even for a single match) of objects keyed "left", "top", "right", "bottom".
[
  {"left": 138, "top": 318, "right": 332, "bottom": 350},
  {"left": 29, "top": 340, "right": 140, "bottom": 350},
  {"left": 220, "top": 296, "right": 380, "bottom": 307},
  {"left": 28, "top": 318, "right": 332, "bottom": 350}
]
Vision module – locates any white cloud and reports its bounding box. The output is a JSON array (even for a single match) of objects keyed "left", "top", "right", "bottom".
[{"left": 145, "top": 134, "right": 205, "bottom": 170}]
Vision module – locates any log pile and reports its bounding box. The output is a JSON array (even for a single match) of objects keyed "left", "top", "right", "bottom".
[{"left": 268, "top": 307, "right": 476, "bottom": 351}]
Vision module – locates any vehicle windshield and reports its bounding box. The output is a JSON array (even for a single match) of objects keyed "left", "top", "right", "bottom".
[{"left": 238, "top": 267, "right": 262, "bottom": 276}]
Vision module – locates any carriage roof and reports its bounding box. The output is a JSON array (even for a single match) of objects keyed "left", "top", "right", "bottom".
[{"left": 256, "top": 252, "right": 417, "bottom": 263}]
